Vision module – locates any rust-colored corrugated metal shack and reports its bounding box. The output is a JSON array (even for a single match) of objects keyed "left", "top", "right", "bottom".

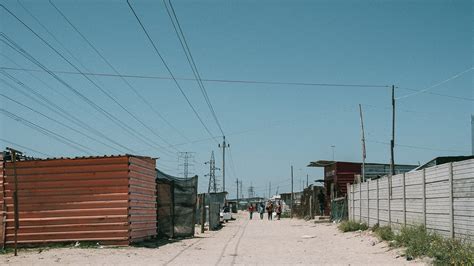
[{"left": 0, "top": 153, "right": 157, "bottom": 247}]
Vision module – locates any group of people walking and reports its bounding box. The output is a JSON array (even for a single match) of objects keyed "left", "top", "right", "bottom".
[{"left": 248, "top": 200, "right": 282, "bottom": 220}]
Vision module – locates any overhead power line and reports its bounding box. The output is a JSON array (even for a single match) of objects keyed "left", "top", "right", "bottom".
[
  {"left": 163, "top": 0, "right": 225, "bottom": 136},
  {"left": 0, "top": 5, "right": 178, "bottom": 157},
  {"left": 3, "top": 66, "right": 472, "bottom": 102},
  {"left": 367, "top": 139, "right": 470, "bottom": 153},
  {"left": 0, "top": 66, "right": 391, "bottom": 88},
  {"left": 0, "top": 138, "right": 53, "bottom": 157},
  {"left": 127, "top": 0, "right": 219, "bottom": 142},
  {"left": 0, "top": 108, "right": 94, "bottom": 154},
  {"left": 0, "top": 66, "right": 132, "bottom": 154},
  {"left": 0, "top": 88, "right": 137, "bottom": 156},
  {"left": 396, "top": 67, "right": 473, "bottom": 100},
  {"left": 0, "top": 32, "right": 175, "bottom": 158},
  {"left": 47, "top": 0, "right": 189, "bottom": 144}
]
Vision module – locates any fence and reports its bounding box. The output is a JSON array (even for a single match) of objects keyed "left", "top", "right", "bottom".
[
  {"left": 156, "top": 170, "right": 198, "bottom": 238},
  {"left": 348, "top": 159, "right": 474, "bottom": 240}
]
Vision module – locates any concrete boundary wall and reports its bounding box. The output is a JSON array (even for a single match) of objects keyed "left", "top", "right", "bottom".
[{"left": 348, "top": 159, "right": 474, "bottom": 241}]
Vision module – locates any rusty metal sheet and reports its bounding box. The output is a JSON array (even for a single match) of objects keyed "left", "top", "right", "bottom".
[{"left": 0, "top": 155, "right": 158, "bottom": 246}]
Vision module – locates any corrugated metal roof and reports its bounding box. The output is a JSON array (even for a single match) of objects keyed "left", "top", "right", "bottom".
[{"left": 1, "top": 153, "right": 156, "bottom": 162}]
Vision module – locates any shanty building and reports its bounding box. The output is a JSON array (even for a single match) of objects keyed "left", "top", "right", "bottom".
[
  {"left": 0, "top": 153, "right": 157, "bottom": 247},
  {"left": 307, "top": 160, "right": 417, "bottom": 215}
]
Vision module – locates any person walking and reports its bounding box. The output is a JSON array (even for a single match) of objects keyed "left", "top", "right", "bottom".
[
  {"left": 248, "top": 204, "right": 254, "bottom": 220},
  {"left": 258, "top": 202, "right": 265, "bottom": 220},
  {"left": 276, "top": 201, "right": 282, "bottom": 220},
  {"left": 318, "top": 191, "right": 326, "bottom": 215},
  {"left": 266, "top": 200, "right": 273, "bottom": 220}
]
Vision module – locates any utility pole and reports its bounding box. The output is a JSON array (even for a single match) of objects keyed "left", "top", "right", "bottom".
[
  {"left": 359, "top": 104, "right": 367, "bottom": 183},
  {"left": 205, "top": 151, "right": 219, "bottom": 193},
  {"left": 236, "top": 179, "right": 239, "bottom": 203},
  {"left": 390, "top": 85, "right": 395, "bottom": 176},
  {"left": 7, "top": 147, "right": 22, "bottom": 256},
  {"left": 240, "top": 180, "right": 243, "bottom": 199},
  {"left": 306, "top": 174, "right": 309, "bottom": 188},
  {"left": 291, "top": 165, "right": 294, "bottom": 218},
  {"left": 218, "top": 136, "right": 230, "bottom": 192}
]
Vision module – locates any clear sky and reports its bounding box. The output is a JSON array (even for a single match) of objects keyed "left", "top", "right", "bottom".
[{"left": 1, "top": 0, "right": 472, "bottom": 198}]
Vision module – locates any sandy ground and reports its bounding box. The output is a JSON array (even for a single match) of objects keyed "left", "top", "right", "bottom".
[{"left": 1, "top": 212, "right": 426, "bottom": 265}]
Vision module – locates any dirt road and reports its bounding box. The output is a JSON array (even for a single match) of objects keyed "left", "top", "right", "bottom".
[{"left": 1, "top": 212, "right": 423, "bottom": 265}]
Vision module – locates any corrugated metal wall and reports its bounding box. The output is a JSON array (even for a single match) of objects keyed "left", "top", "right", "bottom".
[
  {"left": 128, "top": 156, "right": 157, "bottom": 243},
  {"left": 0, "top": 154, "right": 5, "bottom": 247},
  {"left": 0, "top": 155, "right": 156, "bottom": 246}
]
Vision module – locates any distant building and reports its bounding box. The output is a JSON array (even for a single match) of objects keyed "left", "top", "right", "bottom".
[
  {"left": 307, "top": 160, "right": 417, "bottom": 215},
  {"left": 413, "top": 156, "right": 474, "bottom": 171}
]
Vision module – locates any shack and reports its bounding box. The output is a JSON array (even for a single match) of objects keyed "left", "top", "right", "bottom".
[
  {"left": 156, "top": 170, "right": 198, "bottom": 238},
  {"left": 0, "top": 152, "right": 157, "bottom": 247},
  {"left": 307, "top": 160, "right": 417, "bottom": 215}
]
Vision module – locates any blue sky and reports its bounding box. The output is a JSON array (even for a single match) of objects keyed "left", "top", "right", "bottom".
[{"left": 0, "top": 0, "right": 472, "bottom": 197}]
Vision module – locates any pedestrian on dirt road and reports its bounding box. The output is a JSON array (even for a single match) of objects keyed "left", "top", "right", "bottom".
[
  {"left": 258, "top": 202, "right": 265, "bottom": 220},
  {"left": 276, "top": 201, "right": 282, "bottom": 220},
  {"left": 318, "top": 191, "right": 325, "bottom": 215},
  {"left": 266, "top": 200, "right": 273, "bottom": 220},
  {"left": 248, "top": 204, "right": 254, "bottom": 219}
]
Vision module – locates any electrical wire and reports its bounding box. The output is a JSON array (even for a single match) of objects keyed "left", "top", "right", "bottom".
[
  {"left": 396, "top": 67, "right": 473, "bottom": 100},
  {"left": 0, "top": 5, "right": 178, "bottom": 157},
  {"left": 0, "top": 32, "right": 176, "bottom": 158},
  {"left": 3, "top": 65, "right": 472, "bottom": 102},
  {"left": 0, "top": 108, "right": 94, "bottom": 154},
  {"left": 0, "top": 138, "right": 53, "bottom": 157},
  {"left": 0, "top": 82, "right": 130, "bottom": 155},
  {"left": 0, "top": 66, "right": 392, "bottom": 89},
  {"left": 0, "top": 67, "right": 132, "bottom": 154},
  {"left": 367, "top": 139, "right": 470, "bottom": 153},
  {"left": 163, "top": 0, "right": 225, "bottom": 136},
  {"left": 127, "top": 0, "right": 222, "bottom": 142},
  {"left": 47, "top": 0, "right": 190, "bottom": 145}
]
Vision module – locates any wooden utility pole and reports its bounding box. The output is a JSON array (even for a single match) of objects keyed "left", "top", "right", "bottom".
[
  {"left": 359, "top": 104, "right": 366, "bottom": 182},
  {"left": 291, "top": 165, "right": 294, "bottom": 218},
  {"left": 7, "top": 148, "right": 21, "bottom": 256},
  {"left": 306, "top": 174, "right": 309, "bottom": 188}
]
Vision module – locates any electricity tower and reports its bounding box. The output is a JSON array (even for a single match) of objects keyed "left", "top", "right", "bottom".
[
  {"left": 178, "top": 152, "right": 195, "bottom": 179},
  {"left": 248, "top": 183, "right": 255, "bottom": 198},
  {"left": 205, "top": 151, "right": 220, "bottom": 193}
]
